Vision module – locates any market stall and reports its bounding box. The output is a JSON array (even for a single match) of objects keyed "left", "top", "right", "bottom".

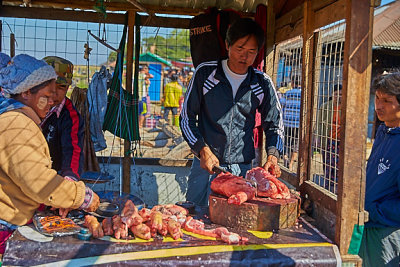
[{"left": 3, "top": 215, "right": 339, "bottom": 266}]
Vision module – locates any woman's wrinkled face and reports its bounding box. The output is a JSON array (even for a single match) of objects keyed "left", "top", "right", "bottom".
[
  {"left": 24, "top": 80, "right": 56, "bottom": 119},
  {"left": 375, "top": 90, "right": 400, "bottom": 128}
]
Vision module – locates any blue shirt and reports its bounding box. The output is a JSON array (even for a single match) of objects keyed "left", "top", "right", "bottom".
[
  {"left": 365, "top": 124, "right": 400, "bottom": 228},
  {"left": 282, "top": 88, "right": 301, "bottom": 128}
]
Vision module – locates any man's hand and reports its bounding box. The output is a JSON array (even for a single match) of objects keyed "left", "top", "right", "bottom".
[
  {"left": 199, "top": 147, "right": 220, "bottom": 174},
  {"left": 263, "top": 155, "right": 282, "bottom": 177}
]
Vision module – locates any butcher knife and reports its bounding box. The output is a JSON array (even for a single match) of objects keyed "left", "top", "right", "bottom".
[
  {"left": 212, "top": 164, "right": 258, "bottom": 191},
  {"left": 193, "top": 153, "right": 258, "bottom": 191}
]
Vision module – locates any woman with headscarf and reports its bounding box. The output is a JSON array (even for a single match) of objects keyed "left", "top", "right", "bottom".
[{"left": 0, "top": 54, "right": 100, "bottom": 255}]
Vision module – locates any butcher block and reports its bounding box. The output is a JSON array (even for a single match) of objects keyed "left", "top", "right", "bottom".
[{"left": 209, "top": 193, "right": 299, "bottom": 231}]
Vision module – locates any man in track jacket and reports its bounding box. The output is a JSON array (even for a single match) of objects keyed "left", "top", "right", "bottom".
[
  {"left": 180, "top": 18, "right": 284, "bottom": 207},
  {"left": 359, "top": 72, "right": 400, "bottom": 267}
]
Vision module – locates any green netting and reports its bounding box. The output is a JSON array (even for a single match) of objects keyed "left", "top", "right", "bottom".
[{"left": 103, "top": 14, "right": 140, "bottom": 142}]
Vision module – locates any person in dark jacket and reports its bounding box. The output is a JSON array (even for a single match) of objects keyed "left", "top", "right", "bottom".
[
  {"left": 358, "top": 72, "right": 400, "bottom": 267},
  {"left": 41, "top": 56, "right": 84, "bottom": 180},
  {"left": 180, "top": 18, "right": 284, "bottom": 207}
]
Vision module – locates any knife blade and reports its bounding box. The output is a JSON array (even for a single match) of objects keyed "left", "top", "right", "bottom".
[{"left": 193, "top": 153, "right": 258, "bottom": 192}]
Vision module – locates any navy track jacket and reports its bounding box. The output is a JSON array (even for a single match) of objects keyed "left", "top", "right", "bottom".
[
  {"left": 180, "top": 60, "right": 284, "bottom": 165},
  {"left": 41, "top": 98, "right": 84, "bottom": 180},
  {"left": 365, "top": 124, "right": 400, "bottom": 228}
]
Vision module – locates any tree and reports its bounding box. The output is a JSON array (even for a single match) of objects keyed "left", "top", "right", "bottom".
[
  {"left": 141, "top": 29, "right": 191, "bottom": 61},
  {"left": 107, "top": 29, "right": 191, "bottom": 63}
]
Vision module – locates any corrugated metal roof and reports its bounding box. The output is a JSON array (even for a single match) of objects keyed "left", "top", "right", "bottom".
[{"left": 373, "top": 17, "right": 400, "bottom": 50}]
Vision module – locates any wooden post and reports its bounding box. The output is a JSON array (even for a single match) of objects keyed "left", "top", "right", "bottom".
[
  {"left": 261, "top": 0, "right": 276, "bottom": 166},
  {"left": 335, "top": 0, "right": 373, "bottom": 254},
  {"left": 10, "top": 33, "right": 15, "bottom": 57},
  {"left": 298, "top": 0, "right": 315, "bottom": 187},
  {"left": 123, "top": 10, "right": 135, "bottom": 194}
]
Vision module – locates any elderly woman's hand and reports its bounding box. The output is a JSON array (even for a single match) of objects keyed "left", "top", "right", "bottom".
[{"left": 84, "top": 192, "right": 100, "bottom": 213}]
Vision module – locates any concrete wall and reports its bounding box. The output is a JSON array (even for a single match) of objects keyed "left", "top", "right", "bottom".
[{"left": 90, "top": 162, "right": 191, "bottom": 207}]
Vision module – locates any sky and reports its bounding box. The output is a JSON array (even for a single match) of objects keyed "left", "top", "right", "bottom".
[{"left": 381, "top": 0, "right": 395, "bottom": 5}]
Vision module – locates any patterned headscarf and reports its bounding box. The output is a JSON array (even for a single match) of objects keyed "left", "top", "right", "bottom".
[
  {"left": 0, "top": 54, "right": 57, "bottom": 95},
  {"left": 43, "top": 56, "right": 73, "bottom": 86}
]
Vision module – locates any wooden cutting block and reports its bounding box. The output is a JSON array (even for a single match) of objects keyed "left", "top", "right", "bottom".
[{"left": 209, "top": 193, "right": 299, "bottom": 231}]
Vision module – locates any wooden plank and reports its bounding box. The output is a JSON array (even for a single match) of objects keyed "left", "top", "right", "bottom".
[
  {"left": 335, "top": 0, "right": 373, "bottom": 255},
  {"left": 3, "top": 0, "right": 135, "bottom": 12},
  {"left": 275, "top": 0, "right": 346, "bottom": 44},
  {"left": 0, "top": 5, "right": 126, "bottom": 24},
  {"left": 298, "top": 0, "right": 315, "bottom": 188},
  {"left": 1, "top": 0, "right": 228, "bottom": 16},
  {"left": 123, "top": 10, "right": 135, "bottom": 194},
  {"left": 314, "top": 0, "right": 346, "bottom": 28},
  {"left": 0, "top": 5, "right": 191, "bottom": 29},
  {"left": 302, "top": 181, "right": 337, "bottom": 213},
  {"left": 280, "top": 170, "right": 299, "bottom": 190},
  {"left": 140, "top": 15, "right": 190, "bottom": 29},
  {"left": 261, "top": 0, "right": 276, "bottom": 166}
]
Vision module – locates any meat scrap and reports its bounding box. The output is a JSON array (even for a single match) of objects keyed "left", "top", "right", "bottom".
[
  {"left": 167, "top": 219, "right": 183, "bottom": 240},
  {"left": 121, "top": 200, "right": 143, "bottom": 227},
  {"left": 184, "top": 217, "right": 247, "bottom": 244},
  {"left": 138, "top": 208, "right": 152, "bottom": 222},
  {"left": 112, "top": 215, "right": 128, "bottom": 239},
  {"left": 130, "top": 223, "right": 151, "bottom": 240},
  {"left": 246, "top": 167, "right": 290, "bottom": 199},
  {"left": 210, "top": 172, "right": 256, "bottom": 205},
  {"left": 102, "top": 217, "right": 114, "bottom": 236}
]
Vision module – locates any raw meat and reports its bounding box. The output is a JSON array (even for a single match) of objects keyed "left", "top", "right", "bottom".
[
  {"left": 246, "top": 167, "right": 290, "bottom": 199},
  {"left": 102, "top": 217, "right": 114, "bottom": 236},
  {"left": 112, "top": 215, "right": 128, "bottom": 239},
  {"left": 121, "top": 200, "right": 143, "bottom": 227},
  {"left": 211, "top": 172, "right": 256, "bottom": 204},
  {"left": 130, "top": 223, "right": 151, "bottom": 240},
  {"left": 184, "top": 217, "right": 247, "bottom": 244}
]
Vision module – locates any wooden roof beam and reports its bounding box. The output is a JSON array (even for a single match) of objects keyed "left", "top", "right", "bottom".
[{"left": 275, "top": 0, "right": 346, "bottom": 43}]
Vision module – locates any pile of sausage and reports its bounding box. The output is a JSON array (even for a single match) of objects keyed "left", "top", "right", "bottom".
[{"left": 83, "top": 200, "right": 247, "bottom": 244}]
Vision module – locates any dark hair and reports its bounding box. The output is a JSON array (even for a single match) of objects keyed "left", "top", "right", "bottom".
[
  {"left": 292, "top": 76, "right": 301, "bottom": 88},
  {"left": 372, "top": 72, "right": 400, "bottom": 104},
  {"left": 333, "top": 84, "right": 342, "bottom": 92},
  {"left": 170, "top": 74, "right": 178, "bottom": 81},
  {"left": 10, "top": 79, "right": 55, "bottom": 98},
  {"left": 226, "top": 18, "right": 265, "bottom": 51},
  {"left": 30, "top": 79, "right": 55, "bottom": 94}
]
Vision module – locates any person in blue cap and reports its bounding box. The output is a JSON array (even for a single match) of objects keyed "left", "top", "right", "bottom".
[{"left": 0, "top": 54, "right": 99, "bottom": 255}]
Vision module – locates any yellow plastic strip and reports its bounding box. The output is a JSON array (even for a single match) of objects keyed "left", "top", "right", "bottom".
[
  {"left": 33, "top": 242, "right": 333, "bottom": 267},
  {"left": 247, "top": 230, "right": 273, "bottom": 239},
  {"left": 99, "top": 236, "right": 154, "bottom": 243},
  {"left": 181, "top": 229, "right": 217, "bottom": 240},
  {"left": 163, "top": 236, "right": 184, "bottom": 242}
]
